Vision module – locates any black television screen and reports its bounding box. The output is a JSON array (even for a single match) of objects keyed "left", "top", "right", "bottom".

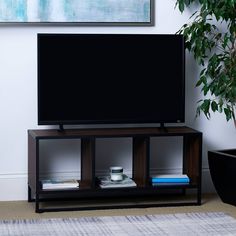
[{"left": 38, "top": 34, "right": 185, "bottom": 125}]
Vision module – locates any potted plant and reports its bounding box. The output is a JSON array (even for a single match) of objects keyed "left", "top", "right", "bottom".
[{"left": 176, "top": 0, "right": 236, "bottom": 205}]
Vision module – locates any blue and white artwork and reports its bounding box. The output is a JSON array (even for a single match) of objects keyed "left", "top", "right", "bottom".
[{"left": 0, "top": 0, "right": 152, "bottom": 24}]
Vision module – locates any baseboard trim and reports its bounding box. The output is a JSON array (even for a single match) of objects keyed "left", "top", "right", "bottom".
[{"left": 0, "top": 174, "right": 27, "bottom": 201}]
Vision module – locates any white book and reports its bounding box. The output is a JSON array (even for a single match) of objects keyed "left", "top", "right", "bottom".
[
  {"left": 151, "top": 174, "right": 189, "bottom": 179},
  {"left": 98, "top": 175, "right": 137, "bottom": 189},
  {"left": 42, "top": 185, "right": 79, "bottom": 190},
  {"left": 41, "top": 179, "right": 79, "bottom": 190}
]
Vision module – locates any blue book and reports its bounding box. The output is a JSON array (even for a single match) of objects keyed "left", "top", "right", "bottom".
[{"left": 151, "top": 174, "right": 190, "bottom": 183}]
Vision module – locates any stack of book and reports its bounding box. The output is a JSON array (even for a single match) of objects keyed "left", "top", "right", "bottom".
[
  {"left": 151, "top": 174, "right": 190, "bottom": 186},
  {"left": 41, "top": 179, "right": 79, "bottom": 190},
  {"left": 97, "top": 174, "right": 137, "bottom": 189}
]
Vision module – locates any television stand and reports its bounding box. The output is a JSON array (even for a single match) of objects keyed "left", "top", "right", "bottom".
[{"left": 28, "top": 126, "right": 202, "bottom": 213}]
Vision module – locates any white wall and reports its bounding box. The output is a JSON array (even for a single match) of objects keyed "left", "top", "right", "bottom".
[{"left": 0, "top": 0, "right": 235, "bottom": 201}]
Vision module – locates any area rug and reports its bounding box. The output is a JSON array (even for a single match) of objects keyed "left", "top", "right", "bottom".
[{"left": 1, "top": 212, "right": 236, "bottom": 236}]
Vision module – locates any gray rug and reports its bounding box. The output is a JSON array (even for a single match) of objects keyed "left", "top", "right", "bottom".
[{"left": 1, "top": 212, "right": 236, "bottom": 236}]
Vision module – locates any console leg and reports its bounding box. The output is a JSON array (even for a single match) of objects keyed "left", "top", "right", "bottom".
[
  {"left": 28, "top": 185, "right": 34, "bottom": 202},
  {"left": 197, "top": 187, "right": 202, "bottom": 205},
  {"left": 35, "top": 193, "right": 41, "bottom": 213}
]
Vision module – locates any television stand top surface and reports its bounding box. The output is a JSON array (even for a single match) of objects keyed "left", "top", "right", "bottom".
[{"left": 28, "top": 126, "right": 201, "bottom": 139}]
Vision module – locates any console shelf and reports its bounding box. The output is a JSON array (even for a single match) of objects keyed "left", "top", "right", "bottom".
[{"left": 28, "top": 126, "right": 202, "bottom": 213}]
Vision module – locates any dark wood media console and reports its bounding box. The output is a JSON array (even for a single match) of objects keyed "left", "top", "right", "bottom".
[{"left": 28, "top": 126, "right": 202, "bottom": 213}]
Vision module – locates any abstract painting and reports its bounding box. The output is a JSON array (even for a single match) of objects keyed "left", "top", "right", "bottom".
[{"left": 0, "top": 0, "right": 153, "bottom": 25}]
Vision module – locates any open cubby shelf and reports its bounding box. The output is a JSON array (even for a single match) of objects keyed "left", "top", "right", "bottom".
[{"left": 28, "top": 126, "right": 202, "bottom": 213}]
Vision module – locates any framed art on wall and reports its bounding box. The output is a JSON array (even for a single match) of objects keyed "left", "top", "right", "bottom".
[{"left": 0, "top": 0, "right": 154, "bottom": 26}]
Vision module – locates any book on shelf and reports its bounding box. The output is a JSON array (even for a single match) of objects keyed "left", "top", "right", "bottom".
[
  {"left": 41, "top": 179, "right": 79, "bottom": 190},
  {"left": 151, "top": 174, "right": 190, "bottom": 183},
  {"left": 97, "top": 174, "right": 137, "bottom": 189}
]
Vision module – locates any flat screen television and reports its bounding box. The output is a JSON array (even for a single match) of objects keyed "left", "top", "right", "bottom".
[{"left": 38, "top": 34, "right": 185, "bottom": 126}]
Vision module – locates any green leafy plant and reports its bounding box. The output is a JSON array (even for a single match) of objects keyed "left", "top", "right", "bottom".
[{"left": 176, "top": 0, "right": 236, "bottom": 123}]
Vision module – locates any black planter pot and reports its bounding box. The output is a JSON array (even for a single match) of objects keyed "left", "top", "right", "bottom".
[{"left": 208, "top": 149, "right": 236, "bottom": 206}]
